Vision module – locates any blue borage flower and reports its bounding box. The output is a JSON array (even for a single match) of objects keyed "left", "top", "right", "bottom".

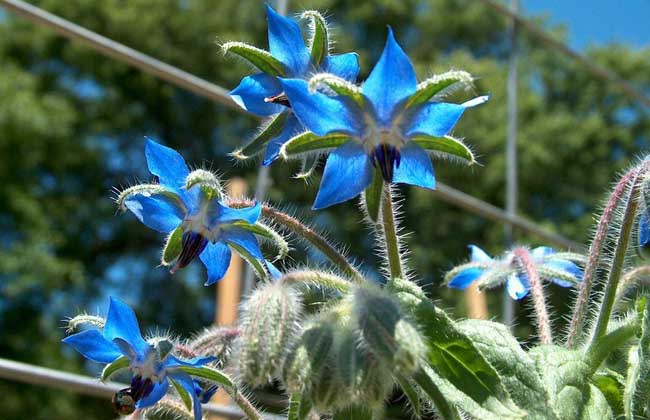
[
  {"left": 277, "top": 28, "right": 489, "bottom": 209},
  {"left": 226, "top": 5, "right": 360, "bottom": 165},
  {"left": 63, "top": 297, "right": 215, "bottom": 419},
  {"left": 446, "top": 245, "right": 583, "bottom": 300},
  {"left": 118, "top": 138, "right": 281, "bottom": 285}
]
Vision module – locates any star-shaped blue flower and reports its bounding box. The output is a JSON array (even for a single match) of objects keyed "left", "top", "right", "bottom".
[
  {"left": 279, "top": 28, "right": 488, "bottom": 210},
  {"left": 122, "top": 138, "right": 276, "bottom": 285},
  {"left": 63, "top": 297, "right": 215, "bottom": 419},
  {"left": 447, "top": 245, "right": 583, "bottom": 300},
  {"left": 228, "top": 5, "right": 360, "bottom": 165}
]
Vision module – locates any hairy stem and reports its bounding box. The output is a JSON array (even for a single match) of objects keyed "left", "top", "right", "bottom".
[
  {"left": 615, "top": 266, "right": 650, "bottom": 309},
  {"left": 590, "top": 169, "right": 642, "bottom": 346},
  {"left": 587, "top": 317, "right": 639, "bottom": 375},
  {"left": 567, "top": 169, "right": 637, "bottom": 347},
  {"left": 514, "top": 248, "right": 553, "bottom": 344},
  {"left": 381, "top": 185, "right": 403, "bottom": 279},
  {"left": 227, "top": 387, "right": 264, "bottom": 420},
  {"left": 228, "top": 199, "right": 362, "bottom": 280},
  {"left": 280, "top": 270, "right": 352, "bottom": 293}
]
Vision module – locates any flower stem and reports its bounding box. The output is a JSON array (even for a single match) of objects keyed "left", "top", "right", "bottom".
[
  {"left": 228, "top": 199, "right": 362, "bottom": 280},
  {"left": 228, "top": 387, "right": 264, "bottom": 420},
  {"left": 589, "top": 169, "right": 642, "bottom": 347},
  {"left": 381, "top": 185, "right": 403, "bottom": 279},
  {"left": 513, "top": 248, "right": 552, "bottom": 344},
  {"left": 566, "top": 169, "right": 637, "bottom": 348},
  {"left": 615, "top": 265, "right": 650, "bottom": 309},
  {"left": 587, "top": 317, "right": 639, "bottom": 375}
]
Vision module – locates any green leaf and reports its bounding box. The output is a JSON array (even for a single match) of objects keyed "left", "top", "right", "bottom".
[
  {"left": 287, "top": 393, "right": 302, "bottom": 420},
  {"left": 161, "top": 226, "right": 184, "bottom": 266},
  {"left": 363, "top": 168, "right": 383, "bottom": 223},
  {"left": 280, "top": 132, "right": 350, "bottom": 159},
  {"left": 100, "top": 355, "right": 129, "bottom": 381},
  {"left": 231, "top": 221, "right": 289, "bottom": 259},
  {"left": 115, "top": 184, "right": 186, "bottom": 213},
  {"left": 458, "top": 319, "right": 557, "bottom": 420},
  {"left": 581, "top": 384, "right": 613, "bottom": 420},
  {"left": 395, "top": 374, "right": 421, "bottom": 418},
  {"left": 301, "top": 11, "right": 328, "bottom": 65},
  {"left": 232, "top": 112, "right": 288, "bottom": 160},
  {"left": 309, "top": 73, "right": 364, "bottom": 106},
  {"left": 222, "top": 41, "right": 285, "bottom": 76},
  {"left": 624, "top": 297, "right": 650, "bottom": 419},
  {"left": 227, "top": 241, "right": 268, "bottom": 279},
  {"left": 593, "top": 371, "right": 624, "bottom": 418},
  {"left": 332, "top": 405, "right": 373, "bottom": 420},
  {"left": 173, "top": 365, "right": 233, "bottom": 388},
  {"left": 405, "top": 70, "right": 474, "bottom": 109},
  {"left": 413, "top": 300, "right": 522, "bottom": 417},
  {"left": 169, "top": 377, "right": 193, "bottom": 412},
  {"left": 185, "top": 169, "right": 222, "bottom": 200},
  {"left": 411, "top": 135, "right": 475, "bottom": 164}
]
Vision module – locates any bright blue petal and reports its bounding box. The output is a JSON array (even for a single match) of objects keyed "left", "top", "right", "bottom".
[
  {"left": 164, "top": 354, "right": 216, "bottom": 368},
  {"left": 280, "top": 78, "right": 364, "bottom": 137},
  {"left": 136, "top": 379, "right": 169, "bottom": 408},
  {"left": 208, "top": 201, "right": 261, "bottom": 226},
  {"left": 404, "top": 96, "right": 489, "bottom": 137},
  {"left": 640, "top": 210, "right": 650, "bottom": 247},
  {"left": 313, "top": 141, "right": 373, "bottom": 210},
  {"left": 392, "top": 143, "right": 435, "bottom": 190},
  {"left": 544, "top": 259, "right": 583, "bottom": 287},
  {"left": 263, "top": 113, "right": 301, "bottom": 165},
  {"left": 103, "top": 297, "right": 150, "bottom": 358},
  {"left": 266, "top": 5, "right": 310, "bottom": 76},
  {"left": 506, "top": 274, "right": 529, "bottom": 300},
  {"left": 199, "top": 242, "right": 232, "bottom": 286},
  {"left": 170, "top": 372, "right": 203, "bottom": 420},
  {"left": 62, "top": 329, "right": 123, "bottom": 364},
  {"left": 124, "top": 194, "right": 183, "bottom": 233},
  {"left": 447, "top": 267, "right": 484, "bottom": 290},
  {"left": 230, "top": 73, "right": 285, "bottom": 116},
  {"left": 223, "top": 229, "right": 264, "bottom": 259},
  {"left": 145, "top": 138, "right": 190, "bottom": 193},
  {"left": 266, "top": 261, "right": 282, "bottom": 280},
  {"left": 531, "top": 246, "right": 555, "bottom": 259},
  {"left": 469, "top": 245, "right": 492, "bottom": 263},
  {"left": 362, "top": 28, "right": 416, "bottom": 127},
  {"left": 324, "top": 52, "right": 360, "bottom": 82}
]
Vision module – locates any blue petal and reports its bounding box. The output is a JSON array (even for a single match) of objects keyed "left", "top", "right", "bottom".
[
  {"left": 280, "top": 78, "right": 364, "bottom": 137},
  {"left": 124, "top": 194, "right": 184, "bottom": 233},
  {"left": 223, "top": 228, "right": 264, "bottom": 260},
  {"left": 103, "top": 297, "right": 150, "bottom": 358},
  {"left": 531, "top": 246, "right": 555, "bottom": 259},
  {"left": 313, "top": 141, "right": 373, "bottom": 210},
  {"left": 324, "top": 52, "right": 360, "bottom": 82},
  {"left": 266, "top": 4, "right": 310, "bottom": 76},
  {"left": 404, "top": 96, "right": 489, "bottom": 137},
  {"left": 392, "top": 143, "right": 435, "bottom": 190},
  {"left": 62, "top": 329, "right": 123, "bottom": 364},
  {"left": 506, "top": 274, "right": 529, "bottom": 300},
  {"left": 640, "top": 210, "right": 650, "bottom": 247},
  {"left": 362, "top": 28, "right": 417, "bottom": 127},
  {"left": 136, "top": 379, "right": 169, "bottom": 408},
  {"left": 447, "top": 267, "right": 484, "bottom": 290},
  {"left": 170, "top": 372, "right": 203, "bottom": 420},
  {"left": 145, "top": 138, "right": 190, "bottom": 193},
  {"left": 199, "top": 241, "right": 232, "bottom": 286},
  {"left": 208, "top": 201, "right": 261, "bottom": 226},
  {"left": 230, "top": 73, "right": 285, "bottom": 116},
  {"left": 266, "top": 261, "right": 283, "bottom": 280},
  {"left": 469, "top": 245, "right": 492, "bottom": 263},
  {"left": 263, "top": 113, "right": 301, "bottom": 165},
  {"left": 164, "top": 354, "right": 217, "bottom": 368},
  {"left": 544, "top": 259, "right": 583, "bottom": 287}
]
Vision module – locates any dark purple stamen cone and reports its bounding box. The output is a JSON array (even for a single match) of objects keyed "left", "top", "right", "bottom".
[
  {"left": 371, "top": 144, "right": 401, "bottom": 182},
  {"left": 171, "top": 231, "right": 209, "bottom": 273},
  {"left": 130, "top": 375, "right": 155, "bottom": 401},
  {"left": 264, "top": 92, "right": 291, "bottom": 107}
]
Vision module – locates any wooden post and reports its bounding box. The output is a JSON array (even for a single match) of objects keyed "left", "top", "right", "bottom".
[{"left": 465, "top": 284, "right": 488, "bottom": 320}]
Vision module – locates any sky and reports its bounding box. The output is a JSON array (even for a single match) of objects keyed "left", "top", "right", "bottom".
[{"left": 524, "top": 0, "right": 649, "bottom": 50}]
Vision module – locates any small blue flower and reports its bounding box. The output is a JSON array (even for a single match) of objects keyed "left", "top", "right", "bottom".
[
  {"left": 279, "top": 28, "right": 488, "bottom": 209},
  {"left": 638, "top": 208, "right": 650, "bottom": 256},
  {"left": 122, "top": 138, "right": 272, "bottom": 285},
  {"left": 447, "top": 245, "right": 583, "bottom": 300},
  {"left": 229, "top": 5, "right": 360, "bottom": 165},
  {"left": 63, "top": 297, "right": 215, "bottom": 419}
]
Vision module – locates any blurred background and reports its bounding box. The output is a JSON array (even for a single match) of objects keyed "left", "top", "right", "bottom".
[{"left": 0, "top": 0, "right": 648, "bottom": 418}]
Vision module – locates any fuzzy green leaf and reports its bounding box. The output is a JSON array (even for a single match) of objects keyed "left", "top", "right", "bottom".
[
  {"left": 593, "top": 371, "right": 624, "bottom": 418},
  {"left": 405, "top": 70, "right": 474, "bottom": 109},
  {"left": 172, "top": 365, "right": 233, "bottom": 388},
  {"left": 227, "top": 241, "right": 268, "bottom": 279},
  {"left": 162, "top": 226, "right": 184, "bottom": 266},
  {"left": 624, "top": 298, "right": 650, "bottom": 419},
  {"left": 309, "top": 73, "right": 364, "bottom": 106},
  {"left": 411, "top": 135, "right": 475, "bottom": 164},
  {"left": 222, "top": 41, "right": 285, "bottom": 76},
  {"left": 363, "top": 168, "right": 383, "bottom": 223},
  {"left": 280, "top": 132, "right": 350, "bottom": 158},
  {"left": 582, "top": 384, "right": 613, "bottom": 420},
  {"left": 169, "top": 377, "right": 193, "bottom": 412},
  {"left": 232, "top": 112, "right": 288, "bottom": 160},
  {"left": 100, "top": 355, "right": 129, "bottom": 381},
  {"left": 302, "top": 11, "right": 328, "bottom": 65},
  {"left": 395, "top": 374, "right": 421, "bottom": 418}
]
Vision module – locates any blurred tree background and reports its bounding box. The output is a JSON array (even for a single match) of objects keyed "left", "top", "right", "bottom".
[{"left": 0, "top": 0, "right": 649, "bottom": 418}]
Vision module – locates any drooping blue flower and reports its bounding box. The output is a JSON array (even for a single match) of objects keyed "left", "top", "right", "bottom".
[
  {"left": 279, "top": 28, "right": 489, "bottom": 209},
  {"left": 447, "top": 245, "right": 583, "bottom": 300},
  {"left": 228, "top": 5, "right": 360, "bottom": 165},
  {"left": 638, "top": 207, "right": 650, "bottom": 257},
  {"left": 121, "top": 138, "right": 274, "bottom": 285},
  {"left": 63, "top": 297, "right": 215, "bottom": 419}
]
